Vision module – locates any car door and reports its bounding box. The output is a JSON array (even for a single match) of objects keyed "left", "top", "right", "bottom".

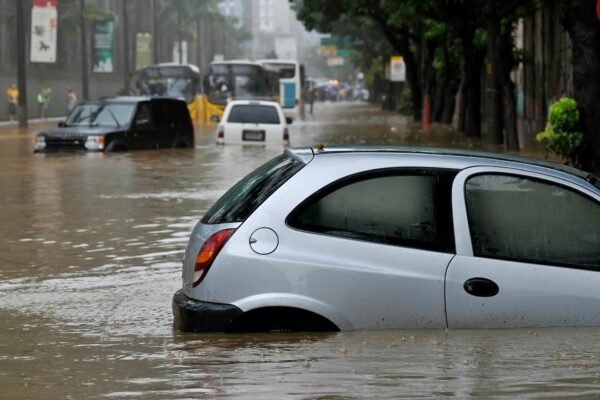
[
  {"left": 223, "top": 167, "right": 458, "bottom": 330},
  {"left": 131, "top": 102, "right": 157, "bottom": 149},
  {"left": 151, "top": 100, "right": 173, "bottom": 148},
  {"left": 446, "top": 167, "right": 600, "bottom": 328}
]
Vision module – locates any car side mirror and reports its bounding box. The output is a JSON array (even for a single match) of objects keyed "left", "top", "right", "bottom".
[
  {"left": 285, "top": 117, "right": 293, "bottom": 125},
  {"left": 58, "top": 120, "right": 66, "bottom": 128},
  {"left": 210, "top": 114, "right": 220, "bottom": 123}
]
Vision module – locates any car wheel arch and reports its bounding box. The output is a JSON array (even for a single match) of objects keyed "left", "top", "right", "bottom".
[
  {"left": 105, "top": 139, "right": 128, "bottom": 152},
  {"left": 231, "top": 293, "right": 352, "bottom": 331}
]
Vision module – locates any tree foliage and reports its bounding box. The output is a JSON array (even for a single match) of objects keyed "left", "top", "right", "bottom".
[{"left": 536, "top": 98, "right": 584, "bottom": 167}]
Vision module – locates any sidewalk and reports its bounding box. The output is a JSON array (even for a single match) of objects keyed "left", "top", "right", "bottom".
[{"left": 0, "top": 116, "right": 64, "bottom": 128}]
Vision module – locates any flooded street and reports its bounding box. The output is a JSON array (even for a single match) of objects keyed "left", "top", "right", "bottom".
[{"left": 1, "top": 102, "right": 599, "bottom": 399}]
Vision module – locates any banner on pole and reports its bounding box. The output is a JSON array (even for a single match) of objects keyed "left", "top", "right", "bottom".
[
  {"left": 30, "top": 1, "right": 58, "bottom": 63},
  {"left": 92, "top": 21, "right": 114, "bottom": 73}
]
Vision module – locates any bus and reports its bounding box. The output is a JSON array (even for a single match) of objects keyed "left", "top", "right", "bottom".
[
  {"left": 203, "top": 60, "right": 279, "bottom": 123},
  {"left": 136, "top": 63, "right": 204, "bottom": 122},
  {"left": 257, "top": 59, "right": 305, "bottom": 118}
]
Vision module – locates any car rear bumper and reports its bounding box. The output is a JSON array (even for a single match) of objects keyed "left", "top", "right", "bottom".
[{"left": 172, "top": 290, "right": 243, "bottom": 332}]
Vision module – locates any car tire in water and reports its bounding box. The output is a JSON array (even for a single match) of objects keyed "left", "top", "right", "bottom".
[
  {"left": 106, "top": 140, "right": 128, "bottom": 152},
  {"left": 172, "top": 138, "right": 191, "bottom": 148}
]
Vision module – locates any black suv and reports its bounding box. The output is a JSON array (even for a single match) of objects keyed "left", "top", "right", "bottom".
[{"left": 34, "top": 96, "right": 194, "bottom": 152}]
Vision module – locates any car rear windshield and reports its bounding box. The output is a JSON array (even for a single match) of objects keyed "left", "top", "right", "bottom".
[
  {"left": 227, "top": 105, "right": 281, "bottom": 124},
  {"left": 202, "top": 154, "right": 304, "bottom": 224}
]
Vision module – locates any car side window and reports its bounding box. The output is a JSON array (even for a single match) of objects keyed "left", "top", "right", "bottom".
[
  {"left": 134, "top": 103, "right": 151, "bottom": 126},
  {"left": 152, "top": 101, "right": 170, "bottom": 128},
  {"left": 287, "top": 169, "right": 456, "bottom": 253},
  {"left": 465, "top": 174, "right": 600, "bottom": 268}
]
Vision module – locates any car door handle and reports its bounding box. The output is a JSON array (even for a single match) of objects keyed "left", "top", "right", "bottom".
[{"left": 463, "top": 277, "right": 499, "bottom": 297}]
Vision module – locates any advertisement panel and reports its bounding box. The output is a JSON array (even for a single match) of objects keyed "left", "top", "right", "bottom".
[
  {"left": 136, "top": 33, "right": 152, "bottom": 70},
  {"left": 92, "top": 21, "right": 114, "bottom": 73},
  {"left": 390, "top": 56, "right": 406, "bottom": 82},
  {"left": 30, "top": 0, "right": 58, "bottom": 63}
]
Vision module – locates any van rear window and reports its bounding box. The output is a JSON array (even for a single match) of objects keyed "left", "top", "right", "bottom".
[
  {"left": 227, "top": 105, "right": 281, "bottom": 124},
  {"left": 202, "top": 154, "right": 304, "bottom": 224}
]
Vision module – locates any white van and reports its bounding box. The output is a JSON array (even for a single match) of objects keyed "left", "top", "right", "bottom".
[{"left": 216, "top": 100, "right": 291, "bottom": 146}]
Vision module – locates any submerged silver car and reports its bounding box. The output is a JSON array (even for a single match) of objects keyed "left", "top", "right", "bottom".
[{"left": 173, "top": 146, "right": 600, "bottom": 332}]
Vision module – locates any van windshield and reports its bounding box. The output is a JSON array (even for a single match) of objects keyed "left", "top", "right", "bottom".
[{"left": 202, "top": 154, "right": 304, "bottom": 224}]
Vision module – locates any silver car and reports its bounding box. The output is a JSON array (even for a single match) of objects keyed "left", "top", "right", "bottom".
[{"left": 173, "top": 146, "right": 600, "bottom": 332}]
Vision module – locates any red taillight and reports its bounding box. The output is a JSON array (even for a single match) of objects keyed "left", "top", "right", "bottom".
[
  {"left": 193, "top": 229, "right": 235, "bottom": 287},
  {"left": 217, "top": 125, "right": 224, "bottom": 139},
  {"left": 295, "top": 99, "right": 300, "bottom": 106}
]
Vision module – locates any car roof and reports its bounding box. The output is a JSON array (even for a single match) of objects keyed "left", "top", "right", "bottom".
[
  {"left": 285, "top": 145, "right": 600, "bottom": 190},
  {"left": 226, "top": 99, "right": 281, "bottom": 108},
  {"left": 87, "top": 96, "right": 185, "bottom": 104}
]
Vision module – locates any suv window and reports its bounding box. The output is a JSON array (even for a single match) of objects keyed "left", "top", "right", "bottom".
[
  {"left": 466, "top": 174, "right": 600, "bottom": 268},
  {"left": 287, "top": 169, "right": 457, "bottom": 253},
  {"left": 202, "top": 154, "right": 304, "bottom": 224},
  {"left": 227, "top": 105, "right": 280, "bottom": 124},
  {"left": 134, "top": 103, "right": 151, "bottom": 126}
]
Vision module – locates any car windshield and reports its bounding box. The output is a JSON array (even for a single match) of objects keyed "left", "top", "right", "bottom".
[
  {"left": 202, "top": 154, "right": 304, "bottom": 224},
  {"left": 65, "top": 103, "right": 135, "bottom": 127},
  {"left": 138, "top": 77, "right": 195, "bottom": 103},
  {"left": 227, "top": 104, "right": 280, "bottom": 124},
  {"left": 207, "top": 64, "right": 263, "bottom": 105},
  {"left": 266, "top": 63, "right": 296, "bottom": 79}
]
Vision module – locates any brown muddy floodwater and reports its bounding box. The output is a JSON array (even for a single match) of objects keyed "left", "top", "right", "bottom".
[{"left": 1, "top": 102, "right": 599, "bottom": 399}]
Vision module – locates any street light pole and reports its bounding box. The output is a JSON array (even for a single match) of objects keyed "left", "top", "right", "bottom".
[
  {"left": 123, "top": 0, "right": 130, "bottom": 92},
  {"left": 15, "top": 0, "right": 27, "bottom": 128},
  {"left": 80, "top": 0, "right": 89, "bottom": 100}
]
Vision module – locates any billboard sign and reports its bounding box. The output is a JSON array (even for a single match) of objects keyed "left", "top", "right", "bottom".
[
  {"left": 390, "top": 56, "right": 406, "bottom": 82},
  {"left": 92, "top": 21, "right": 114, "bottom": 73},
  {"left": 136, "top": 33, "right": 152, "bottom": 70},
  {"left": 30, "top": 0, "right": 58, "bottom": 63}
]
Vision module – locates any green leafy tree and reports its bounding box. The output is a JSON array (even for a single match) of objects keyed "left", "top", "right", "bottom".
[{"left": 536, "top": 98, "right": 584, "bottom": 167}]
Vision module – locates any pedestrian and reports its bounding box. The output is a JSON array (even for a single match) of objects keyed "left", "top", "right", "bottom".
[
  {"left": 66, "top": 88, "right": 77, "bottom": 114},
  {"left": 6, "top": 84, "right": 18, "bottom": 122},
  {"left": 37, "top": 85, "right": 51, "bottom": 120},
  {"left": 307, "top": 87, "right": 315, "bottom": 115}
]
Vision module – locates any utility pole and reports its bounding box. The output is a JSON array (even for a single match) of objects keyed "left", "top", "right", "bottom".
[
  {"left": 123, "top": 0, "right": 130, "bottom": 92},
  {"left": 80, "top": 0, "right": 89, "bottom": 100},
  {"left": 177, "top": 1, "right": 183, "bottom": 64},
  {"left": 15, "top": 0, "right": 27, "bottom": 128},
  {"left": 152, "top": 0, "right": 159, "bottom": 63}
]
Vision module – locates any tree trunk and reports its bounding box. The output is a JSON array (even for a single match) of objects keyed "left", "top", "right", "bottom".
[
  {"left": 458, "top": 79, "right": 467, "bottom": 132},
  {"left": 398, "top": 37, "right": 422, "bottom": 121},
  {"left": 485, "top": 0, "right": 504, "bottom": 144},
  {"left": 563, "top": 0, "right": 600, "bottom": 172},
  {"left": 503, "top": 79, "right": 519, "bottom": 150},
  {"left": 441, "top": 83, "right": 458, "bottom": 125},
  {"left": 499, "top": 23, "right": 520, "bottom": 151},
  {"left": 459, "top": 26, "right": 484, "bottom": 137},
  {"left": 432, "top": 45, "right": 451, "bottom": 123}
]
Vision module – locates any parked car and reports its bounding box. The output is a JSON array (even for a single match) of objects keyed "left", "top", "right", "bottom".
[
  {"left": 173, "top": 146, "right": 600, "bottom": 332},
  {"left": 215, "top": 99, "right": 291, "bottom": 146},
  {"left": 34, "top": 96, "right": 194, "bottom": 152}
]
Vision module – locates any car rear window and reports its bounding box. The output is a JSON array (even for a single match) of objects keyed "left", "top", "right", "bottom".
[
  {"left": 202, "top": 154, "right": 304, "bottom": 224},
  {"left": 227, "top": 105, "right": 281, "bottom": 124}
]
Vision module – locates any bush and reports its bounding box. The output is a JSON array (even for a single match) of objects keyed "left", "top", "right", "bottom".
[{"left": 536, "top": 97, "right": 584, "bottom": 167}]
